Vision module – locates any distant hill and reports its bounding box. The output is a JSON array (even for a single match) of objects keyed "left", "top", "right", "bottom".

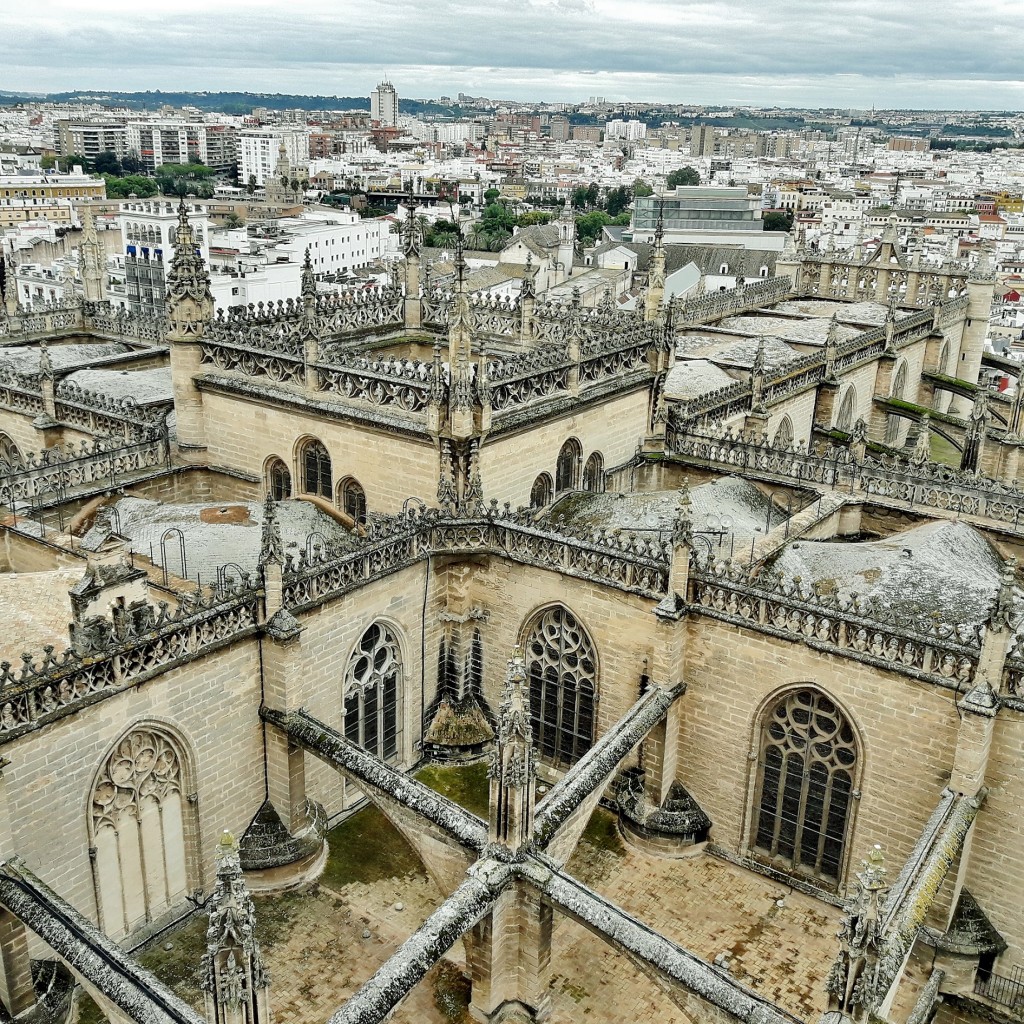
[{"left": 0, "top": 89, "right": 469, "bottom": 117}]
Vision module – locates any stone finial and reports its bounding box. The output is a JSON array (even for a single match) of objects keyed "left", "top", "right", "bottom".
[
  {"left": 166, "top": 198, "right": 213, "bottom": 337},
  {"left": 2, "top": 250, "right": 18, "bottom": 316},
  {"left": 672, "top": 479, "right": 693, "bottom": 547},
  {"left": 301, "top": 247, "right": 316, "bottom": 302},
  {"left": 259, "top": 494, "right": 284, "bottom": 567},
  {"left": 38, "top": 340, "right": 53, "bottom": 380},
  {"left": 201, "top": 830, "right": 270, "bottom": 1024},
  {"left": 825, "top": 844, "right": 890, "bottom": 1019},
  {"left": 971, "top": 245, "right": 995, "bottom": 283},
  {"left": 488, "top": 646, "right": 536, "bottom": 853},
  {"left": 910, "top": 412, "right": 931, "bottom": 466},
  {"left": 520, "top": 252, "right": 536, "bottom": 301},
  {"left": 988, "top": 556, "right": 1017, "bottom": 633}
]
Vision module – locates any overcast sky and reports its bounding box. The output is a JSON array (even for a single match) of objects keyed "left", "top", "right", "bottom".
[{"left": 2, "top": 0, "right": 1021, "bottom": 109}]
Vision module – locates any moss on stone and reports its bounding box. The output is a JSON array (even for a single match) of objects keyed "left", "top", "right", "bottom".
[
  {"left": 431, "top": 959, "right": 471, "bottom": 1022},
  {"left": 75, "top": 992, "right": 110, "bottom": 1024},
  {"left": 415, "top": 762, "right": 490, "bottom": 819},
  {"left": 136, "top": 915, "right": 207, "bottom": 1003},
  {"left": 580, "top": 806, "right": 627, "bottom": 857},
  {"left": 319, "top": 803, "right": 428, "bottom": 889}
]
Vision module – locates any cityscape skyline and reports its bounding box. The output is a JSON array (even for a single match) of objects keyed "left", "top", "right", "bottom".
[{"left": 2, "top": 0, "right": 1022, "bottom": 110}]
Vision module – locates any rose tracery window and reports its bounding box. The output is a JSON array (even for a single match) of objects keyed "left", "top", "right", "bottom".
[
  {"left": 90, "top": 728, "right": 190, "bottom": 938},
  {"left": 753, "top": 689, "right": 857, "bottom": 884},
  {"left": 344, "top": 623, "right": 401, "bottom": 761},
  {"left": 524, "top": 606, "right": 597, "bottom": 767}
]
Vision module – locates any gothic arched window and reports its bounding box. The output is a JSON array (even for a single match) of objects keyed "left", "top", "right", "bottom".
[
  {"left": 266, "top": 457, "right": 291, "bottom": 501},
  {"left": 773, "top": 415, "right": 794, "bottom": 449},
  {"left": 344, "top": 623, "right": 401, "bottom": 762},
  {"left": 531, "top": 473, "right": 553, "bottom": 509},
  {"left": 339, "top": 477, "right": 367, "bottom": 525},
  {"left": 90, "top": 727, "right": 192, "bottom": 938},
  {"left": 752, "top": 688, "right": 858, "bottom": 884},
  {"left": 299, "top": 439, "right": 332, "bottom": 498},
  {"left": 835, "top": 386, "right": 857, "bottom": 433},
  {"left": 524, "top": 606, "right": 597, "bottom": 767},
  {"left": 885, "top": 363, "right": 909, "bottom": 445},
  {"left": 582, "top": 452, "right": 605, "bottom": 492},
  {"left": 555, "top": 438, "right": 582, "bottom": 493},
  {"left": 0, "top": 432, "right": 22, "bottom": 467}
]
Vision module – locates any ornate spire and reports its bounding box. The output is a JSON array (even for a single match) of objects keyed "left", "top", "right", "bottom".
[
  {"left": 259, "top": 494, "right": 284, "bottom": 567},
  {"left": 201, "top": 831, "right": 270, "bottom": 1024},
  {"left": 971, "top": 245, "right": 996, "bottom": 283},
  {"left": 825, "top": 845, "right": 889, "bottom": 1020},
  {"left": 38, "top": 340, "right": 53, "bottom": 380},
  {"left": 672, "top": 479, "right": 693, "bottom": 547},
  {"left": 80, "top": 204, "right": 105, "bottom": 302},
  {"left": 519, "top": 252, "right": 536, "bottom": 300},
  {"left": 301, "top": 247, "right": 316, "bottom": 303},
  {"left": 750, "top": 336, "right": 766, "bottom": 411},
  {"left": 488, "top": 647, "right": 536, "bottom": 853},
  {"left": 2, "top": 250, "right": 18, "bottom": 316},
  {"left": 401, "top": 202, "right": 421, "bottom": 259},
  {"left": 910, "top": 412, "right": 931, "bottom": 466},
  {"left": 166, "top": 198, "right": 213, "bottom": 338},
  {"left": 988, "top": 557, "right": 1017, "bottom": 633}
]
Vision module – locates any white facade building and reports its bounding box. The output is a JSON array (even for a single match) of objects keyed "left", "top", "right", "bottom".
[
  {"left": 239, "top": 129, "right": 310, "bottom": 187},
  {"left": 371, "top": 81, "right": 399, "bottom": 127}
]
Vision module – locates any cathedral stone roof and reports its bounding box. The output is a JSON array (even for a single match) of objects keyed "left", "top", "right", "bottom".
[
  {"left": 0, "top": 344, "right": 132, "bottom": 375},
  {"left": 60, "top": 367, "right": 174, "bottom": 406},
  {"left": 769, "top": 520, "right": 1018, "bottom": 628},
  {"left": 96, "top": 496, "right": 360, "bottom": 579},
  {"left": 663, "top": 359, "right": 737, "bottom": 400},
  {"left": 549, "top": 476, "right": 786, "bottom": 552}
]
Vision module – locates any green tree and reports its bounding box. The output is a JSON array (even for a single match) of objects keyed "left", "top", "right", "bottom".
[
  {"left": 156, "top": 161, "right": 217, "bottom": 198},
  {"left": 93, "top": 150, "right": 122, "bottom": 176},
  {"left": 225, "top": 212, "right": 245, "bottom": 229},
  {"left": 575, "top": 210, "right": 614, "bottom": 245},
  {"left": 121, "top": 153, "right": 144, "bottom": 174},
  {"left": 605, "top": 185, "right": 632, "bottom": 217},
  {"left": 66, "top": 153, "right": 91, "bottom": 172},
  {"left": 246, "top": 173, "right": 257, "bottom": 196},
  {"left": 666, "top": 166, "right": 700, "bottom": 188},
  {"left": 516, "top": 211, "right": 552, "bottom": 227},
  {"left": 632, "top": 179, "right": 654, "bottom": 197},
  {"left": 762, "top": 210, "right": 794, "bottom": 232},
  {"left": 103, "top": 174, "right": 159, "bottom": 198},
  {"left": 41, "top": 154, "right": 58, "bottom": 170},
  {"left": 484, "top": 187, "right": 500, "bottom": 203}
]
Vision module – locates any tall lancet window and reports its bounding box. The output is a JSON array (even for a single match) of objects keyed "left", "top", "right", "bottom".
[{"left": 753, "top": 689, "right": 858, "bottom": 884}]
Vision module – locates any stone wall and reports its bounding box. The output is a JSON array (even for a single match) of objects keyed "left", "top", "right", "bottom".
[
  {"left": 679, "top": 615, "right": 963, "bottom": 892},
  {"left": 962, "top": 712, "right": 1024, "bottom": 963},
  {"left": 480, "top": 388, "right": 651, "bottom": 507},
  {"left": 198, "top": 389, "right": 440, "bottom": 513},
  {"left": 1, "top": 638, "right": 264, "bottom": 951}
]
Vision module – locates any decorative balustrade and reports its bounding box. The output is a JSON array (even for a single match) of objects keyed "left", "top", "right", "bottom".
[
  {"left": 485, "top": 346, "right": 571, "bottom": 411},
  {"left": 0, "top": 301, "right": 166, "bottom": 345},
  {"left": 200, "top": 332, "right": 305, "bottom": 386},
  {"left": 0, "top": 585, "right": 260, "bottom": 745},
  {"left": 689, "top": 557, "right": 980, "bottom": 688},
  {"left": 0, "top": 434, "right": 169, "bottom": 505},
  {"left": 314, "top": 352, "right": 440, "bottom": 415},
  {"left": 0, "top": 364, "right": 44, "bottom": 417},
  {"left": 55, "top": 380, "right": 168, "bottom": 437},
  {"left": 669, "top": 426, "right": 1024, "bottom": 529},
  {"left": 762, "top": 352, "right": 826, "bottom": 406},
  {"left": 669, "top": 379, "right": 753, "bottom": 429},
  {"left": 282, "top": 504, "right": 672, "bottom": 607},
  {"left": 674, "top": 276, "right": 793, "bottom": 328}
]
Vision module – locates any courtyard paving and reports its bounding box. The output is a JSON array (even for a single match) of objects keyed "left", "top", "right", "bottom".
[{"left": 79, "top": 764, "right": 843, "bottom": 1023}]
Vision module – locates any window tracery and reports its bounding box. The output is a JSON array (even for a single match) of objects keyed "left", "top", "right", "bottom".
[
  {"left": 344, "top": 623, "right": 401, "bottom": 761},
  {"left": 524, "top": 606, "right": 597, "bottom": 767},
  {"left": 753, "top": 689, "right": 857, "bottom": 883}
]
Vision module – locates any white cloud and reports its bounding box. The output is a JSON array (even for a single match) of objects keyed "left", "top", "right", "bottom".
[{"left": 0, "top": 0, "right": 1020, "bottom": 107}]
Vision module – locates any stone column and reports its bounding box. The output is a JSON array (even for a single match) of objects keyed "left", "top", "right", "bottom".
[{"left": 467, "top": 882, "right": 552, "bottom": 1023}]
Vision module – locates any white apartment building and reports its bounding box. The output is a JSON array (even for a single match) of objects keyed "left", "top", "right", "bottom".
[
  {"left": 370, "top": 81, "right": 399, "bottom": 127},
  {"left": 239, "top": 129, "right": 310, "bottom": 187},
  {"left": 276, "top": 211, "right": 388, "bottom": 276},
  {"left": 605, "top": 120, "right": 647, "bottom": 142},
  {"left": 116, "top": 199, "right": 212, "bottom": 317}
]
